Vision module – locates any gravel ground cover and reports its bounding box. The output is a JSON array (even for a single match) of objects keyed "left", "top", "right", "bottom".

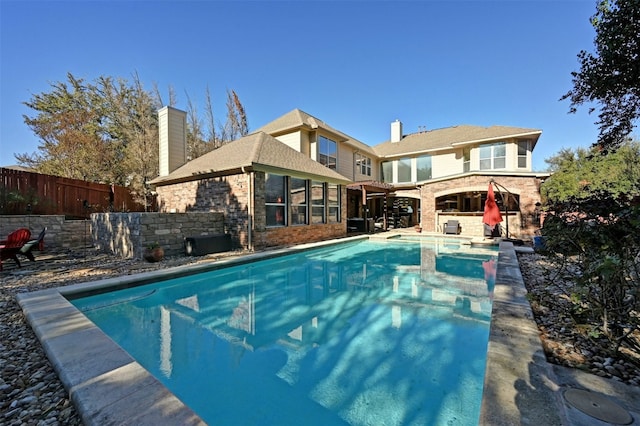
[
  {"left": 518, "top": 250, "right": 640, "bottom": 386},
  {"left": 1, "top": 246, "right": 639, "bottom": 425}
]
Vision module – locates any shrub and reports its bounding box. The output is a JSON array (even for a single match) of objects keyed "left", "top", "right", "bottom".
[{"left": 541, "top": 191, "right": 640, "bottom": 354}]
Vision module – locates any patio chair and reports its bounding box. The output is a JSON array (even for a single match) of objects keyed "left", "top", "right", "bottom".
[
  {"left": 0, "top": 228, "right": 32, "bottom": 271},
  {"left": 443, "top": 220, "right": 461, "bottom": 235},
  {"left": 19, "top": 227, "right": 47, "bottom": 262}
]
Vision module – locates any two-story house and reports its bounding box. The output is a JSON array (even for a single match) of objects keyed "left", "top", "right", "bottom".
[{"left": 150, "top": 107, "right": 547, "bottom": 250}]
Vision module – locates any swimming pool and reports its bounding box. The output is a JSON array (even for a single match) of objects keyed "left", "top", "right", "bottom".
[{"left": 70, "top": 238, "right": 497, "bottom": 425}]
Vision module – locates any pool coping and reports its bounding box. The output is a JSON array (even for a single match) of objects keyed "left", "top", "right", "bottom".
[{"left": 17, "top": 235, "right": 639, "bottom": 425}]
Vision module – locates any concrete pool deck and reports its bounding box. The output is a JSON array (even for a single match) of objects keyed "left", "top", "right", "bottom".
[{"left": 17, "top": 235, "right": 640, "bottom": 425}]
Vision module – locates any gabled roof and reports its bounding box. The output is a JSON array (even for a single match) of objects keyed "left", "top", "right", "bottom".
[
  {"left": 256, "top": 108, "right": 377, "bottom": 156},
  {"left": 150, "top": 131, "right": 350, "bottom": 186},
  {"left": 374, "top": 125, "right": 541, "bottom": 158}
]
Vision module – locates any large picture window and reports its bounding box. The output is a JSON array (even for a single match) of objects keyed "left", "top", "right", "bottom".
[
  {"left": 479, "top": 142, "right": 506, "bottom": 170},
  {"left": 416, "top": 155, "right": 432, "bottom": 181},
  {"left": 397, "top": 158, "right": 412, "bottom": 183},
  {"left": 381, "top": 161, "right": 393, "bottom": 183},
  {"left": 265, "top": 174, "right": 286, "bottom": 227},
  {"left": 327, "top": 183, "right": 340, "bottom": 223},
  {"left": 290, "top": 177, "right": 307, "bottom": 225},
  {"left": 318, "top": 136, "right": 337, "bottom": 170},
  {"left": 311, "top": 181, "right": 325, "bottom": 224}
]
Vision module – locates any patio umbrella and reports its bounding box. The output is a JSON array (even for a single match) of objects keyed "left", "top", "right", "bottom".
[{"left": 483, "top": 183, "right": 503, "bottom": 227}]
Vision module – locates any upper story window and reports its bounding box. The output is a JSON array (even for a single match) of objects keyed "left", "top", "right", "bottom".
[
  {"left": 397, "top": 158, "right": 412, "bottom": 183},
  {"left": 381, "top": 156, "right": 431, "bottom": 183},
  {"left": 265, "top": 173, "right": 286, "bottom": 227},
  {"left": 355, "top": 153, "right": 371, "bottom": 176},
  {"left": 463, "top": 147, "right": 471, "bottom": 172},
  {"left": 416, "top": 155, "right": 432, "bottom": 181},
  {"left": 290, "top": 177, "right": 307, "bottom": 225},
  {"left": 479, "top": 142, "right": 506, "bottom": 170},
  {"left": 517, "top": 140, "right": 530, "bottom": 168},
  {"left": 381, "top": 161, "right": 393, "bottom": 183},
  {"left": 318, "top": 136, "right": 337, "bottom": 170}
]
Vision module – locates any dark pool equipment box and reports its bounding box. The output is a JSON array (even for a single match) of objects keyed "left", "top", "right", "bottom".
[{"left": 184, "top": 234, "right": 232, "bottom": 256}]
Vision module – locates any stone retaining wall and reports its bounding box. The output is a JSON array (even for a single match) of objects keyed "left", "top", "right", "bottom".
[
  {"left": 91, "top": 212, "right": 226, "bottom": 259},
  {"left": 0, "top": 215, "right": 91, "bottom": 251}
]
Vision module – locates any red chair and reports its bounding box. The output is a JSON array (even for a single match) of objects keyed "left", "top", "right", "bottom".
[
  {"left": 19, "top": 227, "right": 47, "bottom": 262},
  {"left": 0, "top": 228, "right": 32, "bottom": 271}
]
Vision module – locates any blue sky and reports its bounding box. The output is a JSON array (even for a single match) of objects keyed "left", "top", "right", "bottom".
[{"left": 1, "top": 1, "right": 601, "bottom": 171}]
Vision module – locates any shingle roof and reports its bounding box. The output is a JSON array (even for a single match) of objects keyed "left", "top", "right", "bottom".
[
  {"left": 256, "top": 109, "right": 377, "bottom": 156},
  {"left": 150, "top": 131, "right": 350, "bottom": 186},
  {"left": 373, "top": 125, "right": 541, "bottom": 158}
]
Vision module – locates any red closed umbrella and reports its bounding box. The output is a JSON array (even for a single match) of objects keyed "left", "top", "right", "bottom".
[{"left": 483, "top": 184, "right": 503, "bottom": 227}]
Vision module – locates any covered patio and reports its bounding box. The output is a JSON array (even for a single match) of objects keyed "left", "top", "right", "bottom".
[{"left": 346, "top": 181, "right": 394, "bottom": 232}]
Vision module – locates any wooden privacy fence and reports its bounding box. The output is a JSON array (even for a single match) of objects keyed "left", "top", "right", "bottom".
[{"left": 0, "top": 168, "right": 154, "bottom": 218}]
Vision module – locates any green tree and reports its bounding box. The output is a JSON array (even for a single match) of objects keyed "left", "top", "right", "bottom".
[
  {"left": 540, "top": 141, "right": 640, "bottom": 355},
  {"left": 111, "top": 73, "right": 161, "bottom": 210},
  {"left": 562, "top": 0, "right": 640, "bottom": 151},
  {"left": 542, "top": 142, "right": 640, "bottom": 203},
  {"left": 18, "top": 73, "right": 114, "bottom": 182},
  {"left": 18, "top": 73, "right": 249, "bottom": 201}
]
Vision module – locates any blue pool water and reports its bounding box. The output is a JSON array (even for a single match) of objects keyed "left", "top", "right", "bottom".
[{"left": 71, "top": 238, "right": 497, "bottom": 425}]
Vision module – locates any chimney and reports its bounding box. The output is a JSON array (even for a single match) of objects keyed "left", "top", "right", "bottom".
[
  {"left": 391, "top": 119, "right": 402, "bottom": 143},
  {"left": 158, "top": 106, "right": 187, "bottom": 176}
]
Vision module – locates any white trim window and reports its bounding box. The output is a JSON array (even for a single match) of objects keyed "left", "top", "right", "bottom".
[
  {"left": 355, "top": 153, "right": 371, "bottom": 176},
  {"left": 381, "top": 161, "right": 393, "bottom": 183},
  {"left": 265, "top": 173, "right": 286, "bottom": 227},
  {"left": 463, "top": 147, "right": 471, "bottom": 172},
  {"left": 318, "top": 136, "right": 337, "bottom": 170},
  {"left": 397, "top": 158, "right": 412, "bottom": 183},
  {"left": 479, "top": 142, "right": 506, "bottom": 170},
  {"left": 517, "top": 140, "right": 530, "bottom": 168},
  {"left": 416, "top": 155, "right": 432, "bottom": 181}
]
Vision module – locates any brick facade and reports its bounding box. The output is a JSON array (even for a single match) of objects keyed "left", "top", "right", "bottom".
[
  {"left": 155, "top": 171, "right": 348, "bottom": 251},
  {"left": 419, "top": 174, "right": 543, "bottom": 238}
]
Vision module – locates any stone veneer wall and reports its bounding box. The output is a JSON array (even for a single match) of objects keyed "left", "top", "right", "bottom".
[
  {"left": 92, "top": 212, "right": 225, "bottom": 258},
  {"left": 155, "top": 174, "right": 249, "bottom": 248},
  {"left": 0, "top": 215, "right": 91, "bottom": 251},
  {"left": 155, "top": 171, "right": 348, "bottom": 250},
  {"left": 419, "top": 174, "right": 543, "bottom": 238}
]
